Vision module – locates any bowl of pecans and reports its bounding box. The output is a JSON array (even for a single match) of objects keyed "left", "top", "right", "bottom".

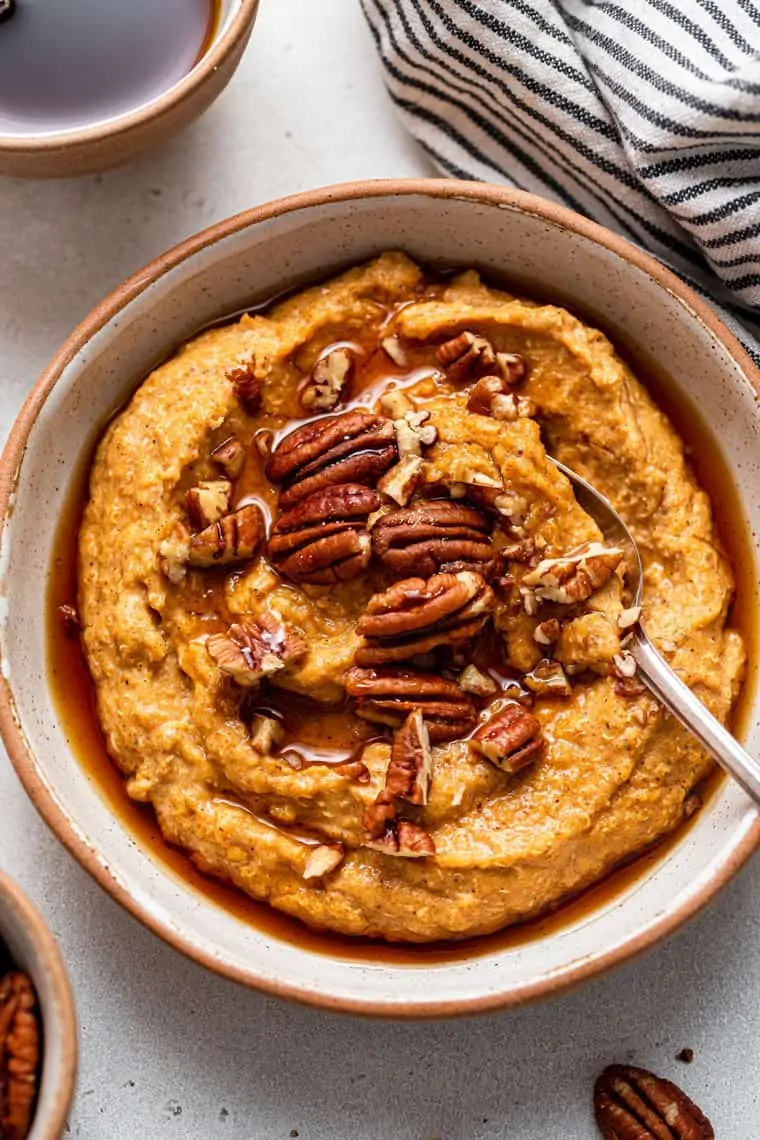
[
  {"left": 0, "top": 180, "right": 758, "bottom": 1016},
  {"left": 0, "top": 870, "right": 76, "bottom": 1138}
]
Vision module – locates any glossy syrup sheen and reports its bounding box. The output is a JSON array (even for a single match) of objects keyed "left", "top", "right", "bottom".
[
  {"left": 46, "top": 287, "right": 757, "bottom": 965},
  {"left": 0, "top": 0, "right": 220, "bottom": 135}
]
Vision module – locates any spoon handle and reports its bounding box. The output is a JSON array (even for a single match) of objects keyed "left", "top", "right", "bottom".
[{"left": 631, "top": 628, "right": 760, "bottom": 807}]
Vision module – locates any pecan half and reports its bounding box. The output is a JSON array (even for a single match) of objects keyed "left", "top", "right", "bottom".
[
  {"left": 211, "top": 436, "right": 245, "bottom": 479},
  {"left": 300, "top": 347, "right": 354, "bottom": 412},
  {"left": 186, "top": 479, "right": 231, "bottom": 529},
  {"left": 437, "top": 331, "right": 496, "bottom": 384},
  {"left": 302, "top": 844, "right": 345, "bottom": 880},
  {"left": 371, "top": 499, "right": 496, "bottom": 580},
  {"left": 187, "top": 503, "right": 265, "bottom": 568},
  {"left": 266, "top": 411, "right": 397, "bottom": 508},
  {"left": 365, "top": 819, "right": 436, "bottom": 857},
  {"left": 594, "top": 1064, "right": 714, "bottom": 1140},
  {"left": 207, "top": 615, "right": 306, "bottom": 686},
  {"left": 522, "top": 541, "right": 624, "bottom": 604},
  {"left": 267, "top": 483, "right": 379, "bottom": 585},
  {"left": 471, "top": 705, "right": 545, "bottom": 774},
  {"left": 345, "top": 666, "right": 476, "bottom": 742},
  {"left": 228, "top": 364, "right": 262, "bottom": 412},
  {"left": 355, "top": 571, "right": 495, "bottom": 666},
  {"left": 0, "top": 972, "right": 40, "bottom": 1140},
  {"left": 386, "top": 710, "right": 433, "bottom": 805}
]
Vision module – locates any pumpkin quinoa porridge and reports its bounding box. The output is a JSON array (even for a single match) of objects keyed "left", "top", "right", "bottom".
[{"left": 76, "top": 252, "right": 745, "bottom": 942}]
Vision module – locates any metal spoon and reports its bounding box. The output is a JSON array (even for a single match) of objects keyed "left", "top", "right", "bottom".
[{"left": 551, "top": 458, "right": 760, "bottom": 806}]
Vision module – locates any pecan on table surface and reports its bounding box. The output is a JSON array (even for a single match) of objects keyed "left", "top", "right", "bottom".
[
  {"left": 345, "top": 666, "right": 476, "bottom": 743},
  {"left": 355, "top": 571, "right": 495, "bottom": 666},
  {"left": 522, "top": 541, "right": 624, "bottom": 605},
  {"left": 594, "top": 1063, "right": 714, "bottom": 1140},
  {"left": 371, "top": 499, "right": 497, "bottom": 579},
  {"left": 187, "top": 503, "right": 265, "bottom": 568},
  {"left": 267, "top": 483, "right": 380, "bottom": 585},
  {"left": 207, "top": 614, "right": 306, "bottom": 686},
  {"left": 266, "top": 410, "right": 397, "bottom": 508},
  {"left": 471, "top": 704, "right": 545, "bottom": 774},
  {"left": 0, "top": 972, "right": 40, "bottom": 1140}
]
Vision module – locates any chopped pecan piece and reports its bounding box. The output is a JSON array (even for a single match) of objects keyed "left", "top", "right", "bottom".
[
  {"left": 379, "top": 387, "right": 414, "bottom": 417},
  {"left": 522, "top": 541, "right": 624, "bottom": 604},
  {"left": 377, "top": 454, "right": 425, "bottom": 506},
  {"left": 228, "top": 364, "right": 262, "bottom": 412},
  {"left": 371, "top": 499, "right": 496, "bottom": 580},
  {"left": 467, "top": 372, "right": 533, "bottom": 419},
  {"left": 594, "top": 1064, "right": 714, "bottom": 1140},
  {"left": 158, "top": 522, "right": 191, "bottom": 583},
  {"left": 250, "top": 713, "right": 285, "bottom": 754},
  {"left": 302, "top": 844, "right": 345, "bottom": 880},
  {"left": 533, "top": 617, "right": 561, "bottom": 646},
  {"left": 0, "top": 972, "right": 40, "bottom": 1140},
  {"left": 495, "top": 352, "right": 527, "bottom": 387},
  {"left": 58, "top": 602, "right": 80, "bottom": 638},
  {"left": 345, "top": 666, "right": 476, "bottom": 743},
  {"left": 355, "top": 571, "right": 495, "bottom": 666},
  {"left": 186, "top": 480, "right": 231, "bottom": 529},
  {"left": 458, "top": 664, "right": 498, "bottom": 697},
  {"left": 524, "top": 658, "right": 572, "bottom": 698},
  {"left": 386, "top": 710, "right": 433, "bottom": 805},
  {"left": 393, "top": 410, "right": 438, "bottom": 457},
  {"left": 211, "top": 436, "right": 245, "bottom": 479},
  {"left": 301, "top": 347, "right": 354, "bottom": 412},
  {"left": 471, "top": 705, "right": 545, "bottom": 774},
  {"left": 266, "top": 410, "right": 397, "bottom": 508},
  {"left": 437, "top": 331, "right": 496, "bottom": 384},
  {"left": 365, "top": 819, "right": 436, "bottom": 857},
  {"left": 208, "top": 615, "right": 306, "bottom": 686},
  {"left": 187, "top": 503, "right": 264, "bottom": 568},
  {"left": 333, "top": 760, "right": 371, "bottom": 783},
  {"left": 267, "top": 483, "right": 379, "bottom": 585},
  {"left": 618, "top": 605, "right": 642, "bottom": 630},
  {"left": 362, "top": 787, "right": 397, "bottom": 841},
  {"left": 380, "top": 337, "right": 408, "bottom": 367}
]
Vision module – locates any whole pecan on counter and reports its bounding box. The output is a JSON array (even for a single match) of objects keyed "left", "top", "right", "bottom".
[
  {"left": 0, "top": 972, "right": 40, "bottom": 1140},
  {"left": 354, "top": 571, "right": 495, "bottom": 666},
  {"left": 371, "top": 499, "right": 497, "bottom": 580},
  {"left": 265, "top": 410, "right": 397, "bottom": 509},
  {"left": 345, "top": 666, "right": 476, "bottom": 743},
  {"left": 267, "top": 483, "right": 380, "bottom": 585},
  {"left": 471, "top": 704, "right": 545, "bottom": 774},
  {"left": 594, "top": 1063, "right": 714, "bottom": 1139},
  {"left": 187, "top": 503, "right": 265, "bottom": 568},
  {"left": 207, "top": 614, "right": 306, "bottom": 686}
]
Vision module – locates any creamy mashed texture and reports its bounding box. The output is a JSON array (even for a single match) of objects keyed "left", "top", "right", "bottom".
[{"left": 78, "top": 252, "right": 745, "bottom": 942}]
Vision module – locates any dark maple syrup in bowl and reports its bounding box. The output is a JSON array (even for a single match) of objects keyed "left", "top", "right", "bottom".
[{"left": 0, "top": 0, "right": 219, "bottom": 136}]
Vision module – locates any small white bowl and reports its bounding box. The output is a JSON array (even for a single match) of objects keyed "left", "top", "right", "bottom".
[
  {"left": 0, "top": 870, "right": 77, "bottom": 1137},
  {"left": 1, "top": 180, "right": 758, "bottom": 1016}
]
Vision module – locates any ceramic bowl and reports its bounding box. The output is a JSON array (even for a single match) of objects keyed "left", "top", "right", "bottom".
[
  {"left": 0, "top": 0, "right": 259, "bottom": 178},
  {"left": 0, "top": 869, "right": 77, "bottom": 1137},
  {"left": 1, "top": 180, "right": 759, "bottom": 1017}
]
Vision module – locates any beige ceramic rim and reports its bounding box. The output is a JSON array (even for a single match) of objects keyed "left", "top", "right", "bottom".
[
  {"left": 0, "top": 869, "right": 77, "bottom": 1137},
  {"left": 0, "top": 0, "right": 259, "bottom": 156},
  {"left": 1, "top": 179, "right": 759, "bottom": 1017}
]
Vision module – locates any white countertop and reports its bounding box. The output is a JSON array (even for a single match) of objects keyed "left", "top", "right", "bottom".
[{"left": 0, "top": 1, "right": 758, "bottom": 1136}]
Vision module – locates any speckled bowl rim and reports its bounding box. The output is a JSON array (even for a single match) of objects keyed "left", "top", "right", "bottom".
[
  {"left": 0, "top": 868, "right": 77, "bottom": 1137},
  {"left": 0, "top": 0, "right": 259, "bottom": 152},
  {"left": 1, "top": 178, "right": 760, "bottom": 1018}
]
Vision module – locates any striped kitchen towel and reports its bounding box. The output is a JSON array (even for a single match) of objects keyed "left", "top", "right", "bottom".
[{"left": 360, "top": 0, "right": 760, "bottom": 360}]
